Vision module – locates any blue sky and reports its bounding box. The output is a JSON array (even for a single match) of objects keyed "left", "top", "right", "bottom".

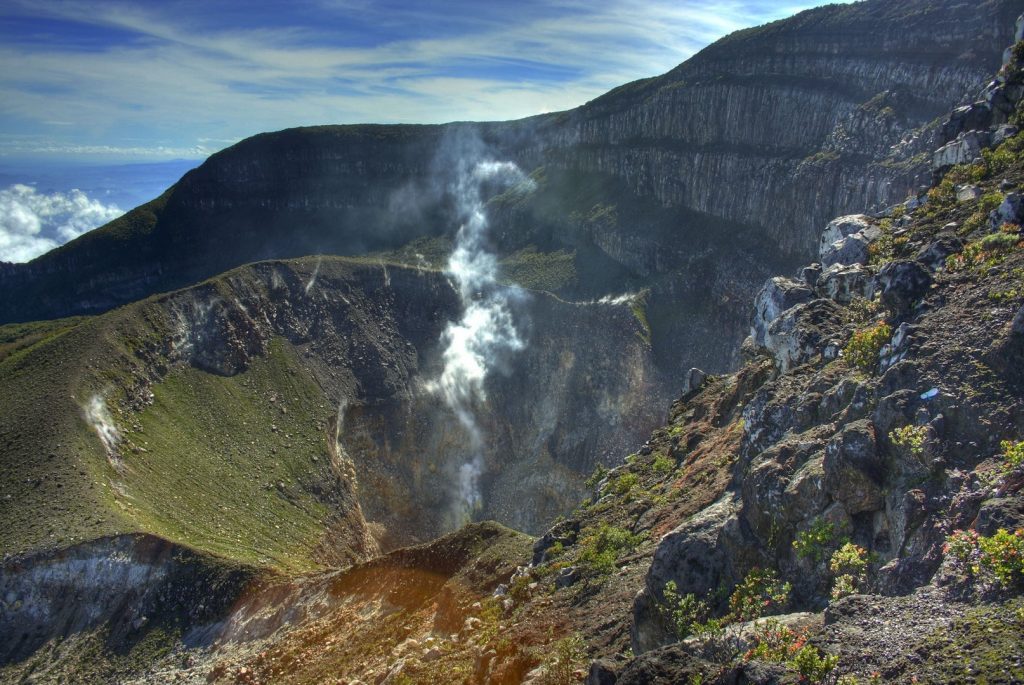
[{"left": 0, "top": 0, "right": 840, "bottom": 164}]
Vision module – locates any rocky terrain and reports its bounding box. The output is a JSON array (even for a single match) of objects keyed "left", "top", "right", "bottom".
[
  {"left": 3, "top": 1, "right": 1024, "bottom": 684},
  {"left": 2, "top": 0, "right": 1020, "bottom": 378}
]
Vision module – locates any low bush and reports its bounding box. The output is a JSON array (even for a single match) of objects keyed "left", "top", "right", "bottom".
[
  {"left": 578, "top": 522, "right": 644, "bottom": 575},
  {"left": 945, "top": 527, "right": 1024, "bottom": 588},
  {"left": 829, "top": 542, "right": 870, "bottom": 600},
  {"left": 890, "top": 424, "right": 927, "bottom": 458},
  {"left": 794, "top": 518, "right": 839, "bottom": 564},
  {"left": 728, "top": 568, "right": 791, "bottom": 621},
  {"left": 843, "top": 322, "right": 891, "bottom": 374}
]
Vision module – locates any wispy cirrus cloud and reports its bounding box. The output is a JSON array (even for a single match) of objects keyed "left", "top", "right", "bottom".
[{"left": 0, "top": 0, "right": 841, "bottom": 162}]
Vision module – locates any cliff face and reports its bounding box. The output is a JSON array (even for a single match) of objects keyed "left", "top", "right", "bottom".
[
  {"left": 2, "top": 0, "right": 1020, "bottom": 379},
  {"left": 0, "top": 256, "right": 671, "bottom": 565}
]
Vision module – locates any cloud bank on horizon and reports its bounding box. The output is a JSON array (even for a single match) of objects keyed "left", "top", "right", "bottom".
[
  {"left": 0, "top": 0, "right": 838, "bottom": 163},
  {"left": 0, "top": 184, "right": 123, "bottom": 262}
]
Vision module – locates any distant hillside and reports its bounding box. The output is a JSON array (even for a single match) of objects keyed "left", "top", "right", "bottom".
[{"left": 2, "top": 0, "right": 1020, "bottom": 380}]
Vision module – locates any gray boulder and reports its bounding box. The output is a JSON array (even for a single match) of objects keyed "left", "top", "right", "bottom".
[
  {"left": 940, "top": 102, "right": 992, "bottom": 142},
  {"left": 751, "top": 277, "right": 813, "bottom": 347},
  {"left": 818, "top": 263, "right": 875, "bottom": 304},
  {"left": 763, "top": 299, "right": 848, "bottom": 373},
  {"left": 932, "top": 130, "right": 991, "bottom": 170},
  {"left": 992, "top": 124, "right": 1019, "bottom": 147},
  {"left": 819, "top": 215, "right": 879, "bottom": 267},
  {"left": 877, "top": 260, "right": 933, "bottom": 318},
  {"left": 991, "top": 191, "right": 1024, "bottom": 228},
  {"left": 915, "top": 233, "right": 964, "bottom": 272},
  {"left": 631, "top": 496, "right": 743, "bottom": 654},
  {"left": 1013, "top": 304, "right": 1024, "bottom": 336},
  {"left": 955, "top": 184, "right": 982, "bottom": 202},
  {"left": 586, "top": 659, "right": 619, "bottom": 685}
]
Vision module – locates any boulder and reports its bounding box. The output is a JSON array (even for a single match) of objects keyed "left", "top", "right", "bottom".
[
  {"left": 992, "top": 124, "right": 1020, "bottom": 147},
  {"left": 783, "top": 454, "right": 830, "bottom": 524},
  {"left": 991, "top": 191, "right": 1024, "bottom": 227},
  {"left": 1013, "top": 304, "right": 1024, "bottom": 336},
  {"left": 586, "top": 659, "right": 619, "bottom": 685},
  {"left": 632, "top": 497, "right": 743, "bottom": 654},
  {"left": 818, "top": 215, "right": 879, "bottom": 267},
  {"left": 763, "top": 299, "right": 848, "bottom": 373},
  {"left": 823, "top": 420, "right": 885, "bottom": 514},
  {"left": 682, "top": 367, "right": 708, "bottom": 396},
  {"left": 819, "top": 215, "right": 873, "bottom": 252},
  {"left": 932, "top": 130, "right": 991, "bottom": 170},
  {"left": 818, "top": 263, "right": 875, "bottom": 304},
  {"left": 800, "top": 263, "right": 822, "bottom": 286},
  {"left": 955, "top": 184, "right": 982, "bottom": 202},
  {"left": 751, "top": 277, "right": 813, "bottom": 347},
  {"left": 940, "top": 102, "right": 992, "bottom": 142},
  {"left": 876, "top": 260, "right": 933, "bottom": 318},
  {"left": 915, "top": 233, "right": 964, "bottom": 271}
]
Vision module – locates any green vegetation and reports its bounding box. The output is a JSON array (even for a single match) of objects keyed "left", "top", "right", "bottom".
[
  {"left": 1003, "top": 440, "right": 1024, "bottom": 473},
  {"left": 498, "top": 247, "right": 577, "bottom": 292},
  {"left": 0, "top": 315, "right": 89, "bottom": 364},
  {"left": 742, "top": 619, "right": 838, "bottom": 683},
  {"left": 629, "top": 290, "right": 652, "bottom": 346},
  {"left": 889, "top": 424, "right": 927, "bottom": 458},
  {"left": 585, "top": 464, "right": 608, "bottom": 489},
  {"left": 658, "top": 581, "right": 725, "bottom": 641},
  {"left": 605, "top": 471, "right": 640, "bottom": 497},
  {"left": 793, "top": 517, "right": 839, "bottom": 564},
  {"left": 652, "top": 453, "right": 675, "bottom": 473},
  {"left": 946, "top": 528, "right": 1024, "bottom": 588},
  {"left": 538, "top": 634, "right": 586, "bottom": 685},
  {"left": 843, "top": 322, "right": 891, "bottom": 374},
  {"left": 578, "top": 522, "right": 644, "bottom": 575},
  {"left": 947, "top": 225, "right": 1022, "bottom": 272},
  {"left": 124, "top": 339, "right": 342, "bottom": 572},
  {"left": 830, "top": 542, "right": 870, "bottom": 600},
  {"left": 728, "top": 567, "right": 791, "bottom": 621}
]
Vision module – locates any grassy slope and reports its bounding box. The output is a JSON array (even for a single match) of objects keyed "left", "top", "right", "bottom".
[
  {"left": 122, "top": 340, "right": 339, "bottom": 573},
  {"left": 0, "top": 258, "right": 386, "bottom": 573}
]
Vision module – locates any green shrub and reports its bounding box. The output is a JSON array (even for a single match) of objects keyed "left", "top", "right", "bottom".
[
  {"left": 728, "top": 568, "right": 791, "bottom": 621},
  {"left": 945, "top": 527, "right": 1024, "bottom": 587},
  {"left": 794, "top": 518, "right": 838, "bottom": 564},
  {"left": 743, "top": 619, "right": 839, "bottom": 684},
  {"left": 744, "top": 618, "right": 801, "bottom": 662},
  {"left": 652, "top": 453, "right": 675, "bottom": 474},
  {"left": 607, "top": 472, "right": 640, "bottom": 497},
  {"left": 978, "top": 529, "right": 1024, "bottom": 586},
  {"left": 980, "top": 230, "right": 1020, "bottom": 252},
  {"left": 789, "top": 644, "right": 840, "bottom": 683},
  {"left": 539, "top": 634, "right": 586, "bottom": 685},
  {"left": 1003, "top": 440, "right": 1024, "bottom": 472},
  {"left": 578, "top": 522, "right": 644, "bottom": 575},
  {"left": 843, "top": 322, "right": 891, "bottom": 374},
  {"left": 585, "top": 464, "right": 607, "bottom": 489},
  {"left": 829, "top": 542, "right": 870, "bottom": 600},
  {"left": 658, "top": 581, "right": 724, "bottom": 642},
  {"left": 889, "top": 424, "right": 927, "bottom": 458}
]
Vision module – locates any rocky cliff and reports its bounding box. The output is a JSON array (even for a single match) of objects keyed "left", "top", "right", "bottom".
[
  {"left": 0, "top": 255, "right": 670, "bottom": 570},
  {"left": 2, "top": 0, "right": 1020, "bottom": 378}
]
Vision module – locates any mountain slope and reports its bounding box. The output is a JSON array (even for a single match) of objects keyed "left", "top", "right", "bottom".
[{"left": 2, "top": 0, "right": 1020, "bottom": 378}]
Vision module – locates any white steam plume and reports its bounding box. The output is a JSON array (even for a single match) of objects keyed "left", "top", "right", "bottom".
[
  {"left": 426, "top": 159, "right": 534, "bottom": 524},
  {"left": 84, "top": 393, "right": 121, "bottom": 468},
  {"left": 304, "top": 257, "right": 322, "bottom": 294}
]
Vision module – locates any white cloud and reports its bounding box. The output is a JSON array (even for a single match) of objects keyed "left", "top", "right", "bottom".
[{"left": 0, "top": 183, "right": 124, "bottom": 262}]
